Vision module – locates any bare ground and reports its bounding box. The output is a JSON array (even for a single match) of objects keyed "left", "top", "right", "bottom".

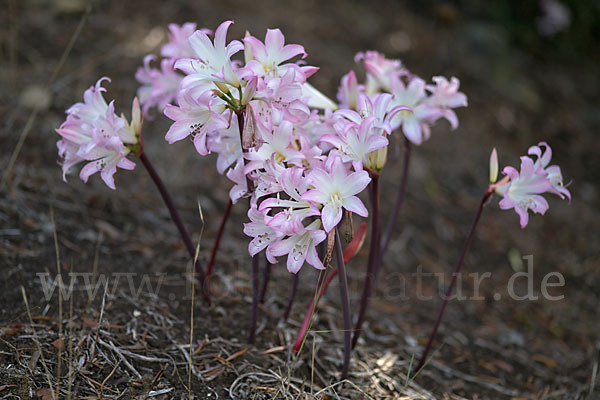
[{"left": 1, "top": 0, "right": 599, "bottom": 399}]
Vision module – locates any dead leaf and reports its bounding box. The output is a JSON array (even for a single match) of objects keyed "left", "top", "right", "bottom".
[
  {"left": 29, "top": 350, "right": 40, "bottom": 371},
  {"left": 36, "top": 387, "right": 53, "bottom": 400},
  {"left": 533, "top": 354, "right": 558, "bottom": 369},
  {"left": 95, "top": 220, "right": 121, "bottom": 240},
  {"left": 226, "top": 348, "right": 248, "bottom": 361},
  {"left": 343, "top": 222, "right": 368, "bottom": 263},
  {"left": 51, "top": 339, "right": 64, "bottom": 349},
  {"left": 262, "top": 346, "right": 285, "bottom": 355},
  {"left": 82, "top": 317, "right": 99, "bottom": 327}
]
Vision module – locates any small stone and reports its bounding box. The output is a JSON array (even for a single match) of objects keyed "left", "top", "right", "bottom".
[{"left": 19, "top": 85, "right": 51, "bottom": 111}]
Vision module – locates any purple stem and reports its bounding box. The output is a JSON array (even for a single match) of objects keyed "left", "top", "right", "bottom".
[
  {"left": 235, "top": 109, "right": 260, "bottom": 344},
  {"left": 412, "top": 191, "right": 491, "bottom": 374},
  {"left": 282, "top": 272, "right": 299, "bottom": 322},
  {"left": 381, "top": 137, "right": 411, "bottom": 256},
  {"left": 249, "top": 253, "right": 260, "bottom": 344},
  {"left": 139, "top": 152, "right": 209, "bottom": 303},
  {"left": 259, "top": 253, "right": 272, "bottom": 304},
  {"left": 352, "top": 175, "right": 380, "bottom": 348},
  {"left": 206, "top": 199, "right": 233, "bottom": 282},
  {"left": 334, "top": 227, "right": 352, "bottom": 379}
]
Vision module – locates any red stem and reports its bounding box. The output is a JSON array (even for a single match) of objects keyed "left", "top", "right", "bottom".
[
  {"left": 205, "top": 199, "right": 233, "bottom": 281},
  {"left": 292, "top": 268, "right": 338, "bottom": 354},
  {"left": 139, "top": 152, "right": 209, "bottom": 304},
  {"left": 412, "top": 191, "right": 491, "bottom": 374}
]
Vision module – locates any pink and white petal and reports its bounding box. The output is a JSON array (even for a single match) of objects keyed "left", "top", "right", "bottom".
[
  {"left": 79, "top": 160, "right": 102, "bottom": 183},
  {"left": 164, "top": 120, "right": 193, "bottom": 144},
  {"left": 286, "top": 247, "right": 307, "bottom": 274},
  {"left": 117, "top": 157, "right": 136, "bottom": 170},
  {"left": 515, "top": 206, "right": 530, "bottom": 229},
  {"left": 279, "top": 44, "right": 306, "bottom": 61},
  {"left": 402, "top": 117, "right": 423, "bottom": 145},
  {"left": 342, "top": 171, "right": 371, "bottom": 197},
  {"left": 265, "top": 28, "right": 285, "bottom": 57},
  {"left": 342, "top": 195, "right": 369, "bottom": 217},
  {"left": 268, "top": 236, "right": 295, "bottom": 257},
  {"left": 321, "top": 204, "right": 342, "bottom": 233},
  {"left": 100, "top": 165, "right": 117, "bottom": 190},
  {"left": 305, "top": 246, "right": 325, "bottom": 270},
  {"left": 530, "top": 194, "right": 549, "bottom": 215},
  {"left": 300, "top": 189, "right": 327, "bottom": 205},
  {"left": 214, "top": 20, "right": 234, "bottom": 50}
]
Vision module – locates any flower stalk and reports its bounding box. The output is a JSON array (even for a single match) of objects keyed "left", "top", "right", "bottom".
[
  {"left": 235, "top": 108, "right": 260, "bottom": 343},
  {"left": 334, "top": 227, "right": 352, "bottom": 379},
  {"left": 282, "top": 272, "right": 300, "bottom": 321},
  {"left": 352, "top": 175, "right": 380, "bottom": 348},
  {"left": 139, "top": 152, "right": 209, "bottom": 303},
  {"left": 381, "top": 136, "right": 411, "bottom": 255},
  {"left": 259, "top": 255, "right": 272, "bottom": 304},
  {"left": 412, "top": 190, "right": 491, "bottom": 374},
  {"left": 205, "top": 199, "right": 233, "bottom": 282}
]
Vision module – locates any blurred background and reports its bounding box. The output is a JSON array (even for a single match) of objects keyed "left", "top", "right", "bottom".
[{"left": 1, "top": 0, "right": 599, "bottom": 398}]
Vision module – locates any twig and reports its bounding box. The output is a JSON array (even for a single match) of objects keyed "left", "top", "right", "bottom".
[
  {"left": 50, "top": 207, "right": 63, "bottom": 400},
  {"left": 86, "top": 232, "right": 103, "bottom": 313},
  {"left": 188, "top": 200, "right": 204, "bottom": 399},
  {"left": 21, "top": 286, "right": 56, "bottom": 399},
  {"left": 67, "top": 263, "right": 75, "bottom": 400},
  {"left": 89, "top": 279, "right": 108, "bottom": 364},
  {"left": 428, "top": 359, "right": 524, "bottom": 397},
  {"left": 97, "top": 338, "right": 142, "bottom": 380},
  {"left": 99, "top": 359, "right": 122, "bottom": 399}
]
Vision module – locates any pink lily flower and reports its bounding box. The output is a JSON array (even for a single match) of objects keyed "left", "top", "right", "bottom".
[
  {"left": 498, "top": 156, "right": 554, "bottom": 228},
  {"left": 243, "top": 28, "right": 307, "bottom": 79},
  {"left": 56, "top": 78, "right": 138, "bottom": 189},
  {"left": 267, "top": 220, "right": 326, "bottom": 273},
  {"left": 528, "top": 142, "right": 571, "bottom": 200},
  {"left": 320, "top": 116, "right": 389, "bottom": 171},
  {"left": 135, "top": 56, "right": 182, "bottom": 114},
  {"left": 161, "top": 22, "right": 203, "bottom": 61},
  {"left": 163, "top": 90, "right": 227, "bottom": 155},
  {"left": 301, "top": 155, "right": 370, "bottom": 232},
  {"left": 175, "top": 20, "right": 244, "bottom": 89}
]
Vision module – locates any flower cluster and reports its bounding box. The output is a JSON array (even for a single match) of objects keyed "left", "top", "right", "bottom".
[
  {"left": 340, "top": 51, "right": 468, "bottom": 145},
  {"left": 135, "top": 23, "right": 203, "bottom": 115},
  {"left": 152, "top": 21, "right": 470, "bottom": 273},
  {"left": 55, "top": 78, "right": 141, "bottom": 189},
  {"left": 490, "top": 142, "right": 571, "bottom": 228}
]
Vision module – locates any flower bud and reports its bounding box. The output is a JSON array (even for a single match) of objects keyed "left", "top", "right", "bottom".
[
  {"left": 367, "top": 145, "right": 388, "bottom": 171},
  {"left": 489, "top": 148, "right": 498, "bottom": 184},
  {"left": 241, "top": 76, "right": 257, "bottom": 106}
]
